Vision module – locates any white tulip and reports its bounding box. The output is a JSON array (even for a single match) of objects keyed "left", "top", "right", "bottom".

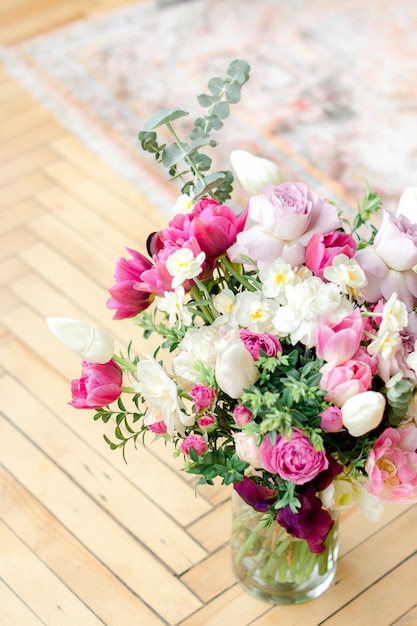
[
  {"left": 230, "top": 149, "right": 286, "bottom": 195},
  {"left": 214, "top": 328, "right": 258, "bottom": 398},
  {"left": 46, "top": 317, "right": 115, "bottom": 364},
  {"left": 395, "top": 187, "right": 417, "bottom": 223},
  {"left": 341, "top": 391, "right": 386, "bottom": 437}
]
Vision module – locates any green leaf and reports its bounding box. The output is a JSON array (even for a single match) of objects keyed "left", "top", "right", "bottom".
[
  {"left": 144, "top": 107, "right": 189, "bottom": 131},
  {"left": 197, "top": 93, "right": 216, "bottom": 107},
  {"left": 207, "top": 77, "right": 224, "bottom": 96},
  {"left": 227, "top": 59, "right": 251, "bottom": 84},
  {"left": 161, "top": 142, "right": 189, "bottom": 168},
  {"left": 211, "top": 101, "right": 230, "bottom": 120}
]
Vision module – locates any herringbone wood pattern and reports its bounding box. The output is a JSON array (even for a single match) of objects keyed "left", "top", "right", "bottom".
[{"left": 1, "top": 2, "right": 417, "bottom": 625}]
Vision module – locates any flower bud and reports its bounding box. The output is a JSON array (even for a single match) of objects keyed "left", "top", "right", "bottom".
[
  {"left": 46, "top": 317, "right": 115, "bottom": 364},
  {"left": 341, "top": 391, "right": 386, "bottom": 437},
  {"left": 395, "top": 187, "right": 417, "bottom": 223},
  {"left": 230, "top": 149, "right": 286, "bottom": 195}
]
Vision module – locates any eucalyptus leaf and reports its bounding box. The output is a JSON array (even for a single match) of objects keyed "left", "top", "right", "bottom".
[{"left": 144, "top": 107, "right": 189, "bottom": 130}]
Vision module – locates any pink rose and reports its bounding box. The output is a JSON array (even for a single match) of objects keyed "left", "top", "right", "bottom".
[
  {"left": 228, "top": 182, "right": 341, "bottom": 267},
  {"left": 107, "top": 248, "right": 154, "bottom": 320},
  {"left": 315, "top": 308, "right": 364, "bottom": 364},
  {"left": 234, "top": 433, "right": 263, "bottom": 468},
  {"left": 190, "top": 383, "right": 217, "bottom": 411},
  {"left": 305, "top": 230, "right": 357, "bottom": 278},
  {"left": 319, "top": 359, "right": 372, "bottom": 407},
  {"left": 260, "top": 429, "right": 329, "bottom": 485},
  {"left": 181, "top": 434, "right": 207, "bottom": 456},
  {"left": 365, "top": 425, "right": 417, "bottom": 502},
  {"left": 239, "top": 329, "right": 282, "bottom": 360},
  {"left": 233, "top": 405, "right": 253, "bottom": 426},
  {"left": 319, "top": 406, "right": 343, "bottom": 432},
  {"left": 70, "top": 360, "right": 122, "bottom": 409},
  {"left": 198, "top": 414, "right": 217, "bottom": 432}
]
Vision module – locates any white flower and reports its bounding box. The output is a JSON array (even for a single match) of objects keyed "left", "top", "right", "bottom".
[
  {"left": 134, "top": 358, "right": 194, "bottom": 436},
  {"left": 258, "top": 258, "right": 298, "bottom": 302},
  {"left": 172, "top": 325, "right": 224, "bottom": 382},
  {"left": 173, "top": 193, "right": 194, "bottom": 214},
  {"left": 323, "top": 254, "right": 367, "bottom": 300},
  {"left": 233, "top": 433, "right": 263, "bottom": 468},
  {"left": 407, "top": 345, "right": 417, "bottom": 377},
  {"left": 157, "top": 286, "right": 192, "bottom": 327},
  {"left": 46, "top": 317, "right": 114, "bottom": 364},
  {"left": 395, "top": 187, "right": 417, "bottom": 223},
  {"left": 380, "top": 293, "right": 408, "bottom": 333},
  {"left": 320, "top": 475, "right": 383, "bottom": 521},
  {"left": 367, "top": 329, "right": 402, "bottom": 359},
  {"left": 232, "top": 291, "right": 278, "bottom": 333},
  {"left": 166, "top": 248, "right": 206, "bottom": 289},
  {"left": 212, "top": 288, "right": 237, "bottom": 325},
  {"left": 341, "top": 391, "right": 386, "bottom": 437},
  {"left": 214, "top": 328, "right": 259, "bottom": 398},
  {"left": 230, "top": 149, "right": 286, "bottom": 195},
  {"left": 272, "top": 277, "right": 349, "bottom": 346}
]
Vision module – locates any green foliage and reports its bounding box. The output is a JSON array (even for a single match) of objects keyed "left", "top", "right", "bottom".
[
  {"left": 349, "top": 182, "right": 382, "bottom": 248},
  {"left": 138, "top": 59, "right": 250, "bottom": 203},
  {"left": 185, "top": 447, "right": 249, "bottom": 486},
  {"left": 385, "top": 373, "right": 414, "bottom": 425}
]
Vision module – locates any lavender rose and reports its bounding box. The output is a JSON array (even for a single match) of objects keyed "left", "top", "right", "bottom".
[{"left": 260, "top": 429, "right": 329, "bottom": 485}]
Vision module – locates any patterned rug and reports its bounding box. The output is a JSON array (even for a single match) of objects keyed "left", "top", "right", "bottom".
[{"left": 2, "top": 0, "right": 417, "bottom": 216}]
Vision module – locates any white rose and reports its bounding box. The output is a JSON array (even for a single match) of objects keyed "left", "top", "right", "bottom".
[
  {"left": 341, "top": 391, "right": 386, "bottom": 437},
  {"left": 215, "top": 328, "right": 259, "bottom": 398},
  {"left": 233, "top": 433, "right": 263, "bottom": 468},
  {"left": 46, "top": 317, "right": 114, "bottom": 364},
  {"left": 230, "top": 149, "right": 286, "bottom": 196}
]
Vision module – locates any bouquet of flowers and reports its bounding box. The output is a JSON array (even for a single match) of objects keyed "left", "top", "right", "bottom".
[{"left": 47, "top": 60, "right": 417, "bottom": 586}]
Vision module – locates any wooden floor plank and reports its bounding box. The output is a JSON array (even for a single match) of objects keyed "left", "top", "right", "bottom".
[
  {"left": 0, "top": 521, "right": 104, "bottom": 626},
  {"left": 0, "top": 579, "right": 45, "bottom": 626}
]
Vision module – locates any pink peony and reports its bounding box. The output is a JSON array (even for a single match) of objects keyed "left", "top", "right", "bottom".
[
  {"left": 260, "top": 429, "right": 329, "bottom": 485},
  {"left": 228, "top": 182, "right": 341, "bottom": 268},
  {"left": 181, "top": 434, "right": 207, "bottom": 456},
  {"left": 320, "top": 359, "right": 372, "bottom": 407},
  {"left": 70, "top": 360, "right": 122, "bottom": 409},
  {"left": 305, "top": 230, "right": 357, "bottom": 278},
  {"left": 365, "top": 425, "right": 417, "bottom": 502},
  {"left": 239, "top": 329, "right": 282, "bottom": 360},
  {"left": 107, "top": 248, "right": 154, "bottom": 320},
  {"left": 315, "top": 308, "right": 364, "bottom": 365},
  {"left": 198, "top": 414, "right": 217, "bottom": 432},
  {"left": 148, "top": 420, "right": 168, "bottom": 435}
]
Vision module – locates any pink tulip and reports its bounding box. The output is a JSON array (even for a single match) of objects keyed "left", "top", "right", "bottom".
[
  {"left": 320, "top": 359, "right": 372, "bottom": 407},
  {"left": 315, "top": 308, "right": 364, "bottom": 364},
  {"left": 319, "top": 406, "right": 343, "bottom": 432},
  {"left": 70, "top": 360, "right": 122, "bottom": 409},
  {"left": 107, "top": 248, "right": 154, "bottom": 320},
  {"left": 305, "top": 230, "right": 356, "bottom": 278}
]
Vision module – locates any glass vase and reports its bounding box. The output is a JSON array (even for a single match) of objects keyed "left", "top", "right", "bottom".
[{"left": 231, "top": 490, "right": 339, "bottom": 604}]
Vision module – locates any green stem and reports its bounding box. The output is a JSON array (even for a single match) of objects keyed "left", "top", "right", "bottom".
[
  {"left": 220, "top": 256, "right": 257, "bottom": 291},
  {"left": 112, "top": 355, "right": 137, "bottom": 374},
  {"left": 166, "top": 122, "right": 209, "bottom": 193}
]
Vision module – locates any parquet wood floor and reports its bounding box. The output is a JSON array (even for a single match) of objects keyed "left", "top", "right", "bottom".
[{"left": 1, "top": 2, "right": 416, "bottom": 624}]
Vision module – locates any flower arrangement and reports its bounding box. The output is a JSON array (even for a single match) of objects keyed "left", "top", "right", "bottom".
[{"left": 48, "top": 60, "right": 417, "bottom": 574}]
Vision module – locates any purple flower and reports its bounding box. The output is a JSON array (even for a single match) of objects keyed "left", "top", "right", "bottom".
[
  {"left": 233, "top": 476, "right": 277, "bottom": 512},
  {"left": 276, "top": 486, "right": 335, "bottom": 553}
]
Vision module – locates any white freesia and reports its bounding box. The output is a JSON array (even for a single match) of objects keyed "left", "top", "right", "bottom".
[
  {"left": 172, "top": 325, "right": 225, "bottom": 382},
  {"left": 341, "top": 391, "right": 386, "bottom": 437},
  {"left": 230, "top": 149, "right": 286, "bottom": 195},
  {"left": 367, "top": 329, "right": 402, "bottom": 359},
  {"left": 166, "top": 248, "right": 206, "bottom": 289},
  {"left": 173, "top": 193, "right": 194, "bottom": 214},
  {"left": 232, "top": 291, "right": 278, "bottom": 333},
  {"left": 323, "top": 254, "right": 367, "bottom": 301},
  {"left": 259, "top": 257, "right": 298, "bottom": 302},
  {"left": 212, "top": 288, "right": 237, "bottom": 325},
  {"left": 395, "top": 187, "right": 417, "bottom": 223},
  {"left": 215, "top": 328, "right": 259, "bottom": 398},
  {"left": 134, "top": 358, "right": 194, "bottom": 436},
  {"left": 46, "top": 317, "right": 114, "bottom": 364},
  {"left": 380, "top": 293, "right": 408, "bottom": 332},
  {"left": 157, "top": 286, "right": 192, "bottom": 327}
]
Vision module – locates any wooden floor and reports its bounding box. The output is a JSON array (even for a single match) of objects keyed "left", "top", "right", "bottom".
[{"left": 1, "top": 1, "right": 417, "bottom": 625}]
